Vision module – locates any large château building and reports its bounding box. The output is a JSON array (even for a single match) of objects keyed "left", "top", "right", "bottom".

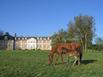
[{"left": 0, "top": 33, "right": 51, "bottom": 50}]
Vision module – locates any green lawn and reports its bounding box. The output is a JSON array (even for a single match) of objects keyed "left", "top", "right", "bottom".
[{"left": 0, "top": 50, "right": 103, "bottom": 77}]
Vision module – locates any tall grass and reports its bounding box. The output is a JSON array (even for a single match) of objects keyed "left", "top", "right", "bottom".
[{"left": 0, "top": 50, "right": 103, "bottom": 77}]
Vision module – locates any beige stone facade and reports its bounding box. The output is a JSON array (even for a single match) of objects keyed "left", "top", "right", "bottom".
[
  {"left": 0, "top": 40, "right": 14, "bottom": 50},
  {"left": 0, "top": 37, "right": 51, "bottom": 50}
]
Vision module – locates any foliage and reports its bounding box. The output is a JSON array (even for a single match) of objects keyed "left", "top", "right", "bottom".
[
  {"left": 88, "top": 44, "right": 103, "bottom": 51},
  {"left": 67, "top": 15, "right": 95, "bottom": 51},
  {"left": 88, "top": 37, "right": 103, "bottom": 51},
  {"left": 67, "top": 21, "right": 75, "bottom": 38},
  {"left": 95, "top": 37, "right": 103, "bottom": 45},
  {"left": 0, "top": 50, "right": 103, "bottom": 77},
  {"left": 51, "top": 15, "right": 95, "bottom": 50},
  {"left": 51, "top": 29, "right": 67, "bottom": 46}
]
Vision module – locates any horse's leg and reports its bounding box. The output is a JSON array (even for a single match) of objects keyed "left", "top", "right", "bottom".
[
  {"left": 72, "top": 56, "right": 78, "bottom": 66},
  {"left": 77, "top": 56, "right": 80, "bottom": 65},
  {"left": 76, "top": 53, "right": 81, "bottom": 65},
  {"left": 76, "top": 60, "right": 78, "bottom": 65},
  {"left": 75, "top": 57, "right": 80, "bottom": 65},
  {"left": 48, "top": 52, "right": 54, "bottom": 65},
  {"left": 61, "top": 54, "right": 64, "bottom": 64},
  {"left": 67, "top": 56, "right": 70, "bottom": 64},
  {"left": 54, "top": 54, "right": 59, "bottom": 65},
  {"left": 48, "top": 54, "right": 51, "bottom": 64},
  {"left": 51, "top": 54, "right": 54, "bottom": 64}
]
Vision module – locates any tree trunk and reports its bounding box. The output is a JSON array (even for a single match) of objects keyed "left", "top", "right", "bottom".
[
  {"left": 84, "top": 34, "right": 87, "bottom": 52},
  {"left": 80, "top": 38, "right": 85, "bottom": 52}
]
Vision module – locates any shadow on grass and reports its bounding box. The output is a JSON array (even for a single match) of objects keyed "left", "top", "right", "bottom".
[
  {"left": 81, "top": 59, "right": 97, "bottom": 65},
  {"left": 48, "top": 60, "right": 97, "bottom": 65}
]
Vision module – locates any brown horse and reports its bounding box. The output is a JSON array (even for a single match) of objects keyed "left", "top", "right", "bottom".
[{"left": 48, "top": 43, "right": 82, "bottom": 65}]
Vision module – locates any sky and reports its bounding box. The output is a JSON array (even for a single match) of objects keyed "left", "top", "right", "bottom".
[{"left": 0, "top": 0, "right": 103, "bottom": 38}]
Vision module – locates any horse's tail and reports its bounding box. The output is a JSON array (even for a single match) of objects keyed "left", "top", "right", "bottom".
[
  {"left": 79, "top": 47, "right": 83, "bottom": 62},
  {"left": 80, "top": 52, "right": 82, "bottom": 62}
]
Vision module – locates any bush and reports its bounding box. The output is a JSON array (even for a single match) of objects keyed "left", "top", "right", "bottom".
[{"left": 88, "top": 44, "right": 103, "bottom": 52}]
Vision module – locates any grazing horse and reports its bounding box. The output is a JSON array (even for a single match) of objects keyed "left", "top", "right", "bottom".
[{"left": 48, "top": 43, "right": 82, "bottom": 65}]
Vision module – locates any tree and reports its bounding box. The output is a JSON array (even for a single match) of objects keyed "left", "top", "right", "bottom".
[
  {"left": 68, "top": 15, "right": 95, "bottom": 51},
  {"left": 95, "top": 37, "right": 103, "bottom": 45},
  {"left": 51, "top": 15, "right": 95, "bottom": 51},
  {"left": 51, "top": 29, "right": 67, "bottom": 46},
  {"left": 94, "top": 37, "right": 103, "bottom": 51},
  {"left": 67, "top": 21, "right": 75, "bottom": 38},
  {"left": 67, "top": 21, "right": 79, "bottom": 43}
]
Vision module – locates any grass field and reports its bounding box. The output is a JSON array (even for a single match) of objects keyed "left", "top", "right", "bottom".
[{"left": 0, "top": 50, "right": 103, "bottom": 77}]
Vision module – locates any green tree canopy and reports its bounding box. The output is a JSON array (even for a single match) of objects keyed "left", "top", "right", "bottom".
[
  {"left": 51, "top": 29, "right": 67, "bottom": 46},
  {"left": 95, "top": 37, "right": 103, "bottom": 45},
  {"left": 51, "top": 15, "right": 95, "bottom": 50},
  {"left": 67, "top": 15, "right": 95, "bottom": 51}
]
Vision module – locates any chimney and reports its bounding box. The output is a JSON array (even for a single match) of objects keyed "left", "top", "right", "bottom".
[{"left": 14, "top": 33, "right": 17, "bottom": 37}]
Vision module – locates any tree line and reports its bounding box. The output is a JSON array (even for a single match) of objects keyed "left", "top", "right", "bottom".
[
  {"left": 0, "top": 15, "right": 103, "bottom": 51},
  {"left": 51, "top": 14, "right": 103, "bottom": 51}
]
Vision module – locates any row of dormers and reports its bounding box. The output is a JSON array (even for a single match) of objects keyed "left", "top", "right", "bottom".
[
  {"left": 15, "top": 37, "right": 51, "bottom": 40},
  {"left": 0, "top": 33, "right": 51, "bottom": 40}
]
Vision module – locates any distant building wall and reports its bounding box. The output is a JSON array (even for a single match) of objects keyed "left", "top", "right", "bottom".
[
  {"left": 7, "top": 40, "right": 14, "bottom": 50},
  {"left": 0, "top": 36, "right": 51, "bottom": 50},
  {"left": 27, "top": 38, "right": 37, "bottom": 50},
  {"left": 36, "top": 37, "right": 51, "bottom": 50},
  {"left": 0, "top": 40, "right": 13, "bottom": 50}
]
